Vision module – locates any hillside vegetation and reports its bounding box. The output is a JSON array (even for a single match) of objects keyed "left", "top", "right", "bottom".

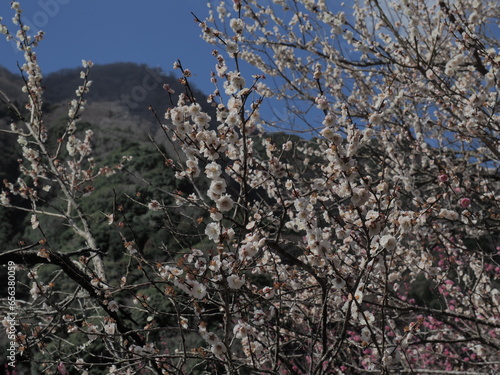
[{"left": 0, "top": 62, "right": 211, "bottom": 261}]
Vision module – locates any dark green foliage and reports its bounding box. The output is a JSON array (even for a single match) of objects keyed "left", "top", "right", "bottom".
[
  {"left": 0, "top": 122, "right": 26, "bottom": 249},
  {"left": 408, "top": 274, "right": 445, "bottom": 310}
]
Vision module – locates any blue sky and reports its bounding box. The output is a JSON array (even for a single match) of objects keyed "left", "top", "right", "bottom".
[
  {"left": 0, "top": 1, "right": 217, "bottom": 94},
  {"left": 0, "top": 1, "right": 298, "bottom": 133}
]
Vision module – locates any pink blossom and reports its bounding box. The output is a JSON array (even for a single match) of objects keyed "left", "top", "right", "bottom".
[
  {"left": 459, "top": 198, "right": 471, "bottom": 208},
  {"left": 438, "top": 174, "right": 448, "bottom": 182},
  {"left": 57, "top": 362, "right": 68, "bottom": 375}
]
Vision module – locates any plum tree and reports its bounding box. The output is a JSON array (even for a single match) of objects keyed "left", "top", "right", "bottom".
[{"left": 0, "top": 1, "right": 499, "bottom": 374}]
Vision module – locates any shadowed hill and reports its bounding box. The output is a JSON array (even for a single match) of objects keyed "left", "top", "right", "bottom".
[
  {"left": 1, "top": 62, "right": 212, "bottom": 121},
  {"left": 42, "top": 63, "right": 191, "bottom": 118},
  {"left": 1, "top": 62, "right": 216, "bottom": 159}
]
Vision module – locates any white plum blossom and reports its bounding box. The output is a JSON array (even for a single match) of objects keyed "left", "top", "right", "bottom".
[
  {"left": 262, "top": 286, "right": 275, "bottom": 299},
  {"left": 189, "top": 281, "right": 207, "bottom": 300},
  {"left": 211, "top": 341, "right": 227, "bottom": 357},
  {"left": 169, "top": 108, "right": 185, "bottom": 125},
  {"left": 351, "top": 187, "right": 370, "bottom": 207},
  {"left": 229, "top": 18, "right": 244, "bottom": 33},
  {"left": 205, "top": 222, "right": 221, "bottom": 242},
  {"left": 176, "top": 121, "right": 192, "bottom": 136},
  {"left": 227, "top": 274, "right": 245, "bottom": 289},
  {"left": 193, "top": 112, "right": 211, "bottom": 128},
  {"left": 398, "top": 215, "right": 413, "bottom": 233},
  {"left": 233, "top": 321, "right": 253, "bottom": 338},
  {"left": 202, "top": 331, "right": 221, "bottom": 345},
  {"left": 369, "top": 112, "right": 383, "bottom": 125},
  {"left": 86, "top": 324, "right": 100, "bottom": 341},
  {"left": 226, "top": 40, "right": 238, "bottom": 55},
  {"left": 30, "top": 282, "right": 48, "bottom": 299},
  {"left": 210, "top": 211, "right": 223, "bottom": 221},
  {"left": 208, "top": 179, "right": 227, "bottom": 198},
  {"left": 380, "top": 235, "right": 397, "bottom": 251},
  {"left": 241, "top": 337, "right": 264, "bottom": 357},
  {"left": 104, "top": 322, "right": 116, "bottom": 335},
  {"left": 239, "top": 243, "right": 258, "bottom": 259},
  {"left": 205, "top": 162, "right": 222, "bottom": 179},
  {"left": 31, "top": 214, "right": 39, "bottom": 229},
  {"left": 216, "top": 194, "right": 234, "bottom": 212},
  {"left": 439, "top": 208, "right": 460, "bottom": 221},
  {"left": 107, "top": 300, "right": 119, "bottom": 312},
  {"left": 147, "top": 200, "right": 162, "bottom": 211}
]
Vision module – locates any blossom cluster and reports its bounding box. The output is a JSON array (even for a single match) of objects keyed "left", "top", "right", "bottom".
[{"left": 0, "top": 1, "right": 498, "bottom": 374}]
